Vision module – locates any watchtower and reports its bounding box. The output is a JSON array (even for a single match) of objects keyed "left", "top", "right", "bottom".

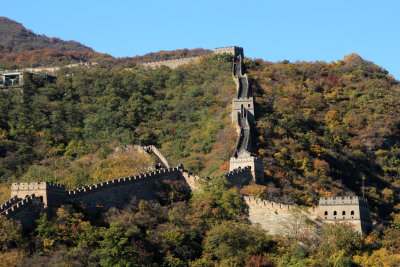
[
  {"left": 214, "top": 46, "right": 244, "bottom": 58},
  {"left": 318, "top": 196, "right": 371, "bottom": 233},
  {"left": 11, "top": 182, "right": 67, "bottom": 214}
]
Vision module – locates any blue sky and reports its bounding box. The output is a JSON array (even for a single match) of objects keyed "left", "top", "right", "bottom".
[{"left": 2, "top": 0, "right": 399, "bottom": 79}]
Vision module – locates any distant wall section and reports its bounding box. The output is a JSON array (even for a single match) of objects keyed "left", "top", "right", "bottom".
[{"left": 142, "top": 56, "right": 201, "bottom": 69}]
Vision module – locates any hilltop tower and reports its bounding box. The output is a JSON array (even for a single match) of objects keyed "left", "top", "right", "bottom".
[
  {"left": 214, "top": 46, "right": 244, "bottom": 57},
  {"left": 318, "top": 196, "right": 372, "bottom": 233}
]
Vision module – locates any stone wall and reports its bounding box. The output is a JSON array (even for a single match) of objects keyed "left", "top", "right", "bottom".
[
  {"left": 68, "top": 167, "right": 185, "bottom": 215},
  {"left": 0, "top": 195, "right": 44, "bottom": 230},
  {"left": 232, "top": 97, "right": 254, "bottom": 124},
  {"left": 245, "top": 196, "right": 298, "bottom": 235},
  {"left": 229, "top": 157, "right": 263, "bottom": 183},
  {"left": 11, "top": 182, "right": 66, "bottom": 214},
  {"left": 142, "top": 46, "right": 244, "bottom": 69},
  {"left": 228, "top": 49, "right": 263, "bottom": 182},
  {"left": 246, "top": 195, "right": 371, "bottom": 234},
  {"left": 142, "top": 145, "right": 170, "bottom": 168},
  {"left": 318, "top": 196, "right": 371, "bottom": 233},
  {"left": 142, "top": 56, "right": 201, "bottom": 69},
  {"left": 214, "top": 46, "right": 244, "bottom": 57},
  {"left": 224, "top": 166, "right": 253, "bottom": 186},
  {"left": 5, "top": 166, "right": 199, "bottom": 224}
]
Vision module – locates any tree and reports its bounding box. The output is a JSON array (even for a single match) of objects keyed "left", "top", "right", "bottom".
[
  {"left": 0, "top": 216, "right": 23, "bottom": 251},
  {"left": 201, "top": 221, "right": 275, "bottom": 266}
]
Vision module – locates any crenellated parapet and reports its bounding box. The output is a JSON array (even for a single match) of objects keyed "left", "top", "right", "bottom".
[
  {"left": 67, "top": 167, "right": 183, "bottom": 198},
  {"left": 0, "top": 194, "right": 43, "bottom": 217},
  {"left": 214, "top": 46, "right": 244, "bottom": 57},
  {"left": 224, "top": 166, "right": 253, "bottom": 186},
  {"left": 319, "top": 196, "right": 369, "bottom": 206},
  {"left": 0, "top": 196, "right": 22, "bottom": 214},
  {"left": 228, "top": 47, "right": 263, "bottom": 182},
  {"left": 11, "top": 182, "right": 65, "bottom": 192},
  {"left": 11, "top": 181, "right": 66, "bottom": 212},
  {"left": 244, "top": 195, "right": 293, "bottom": 213},
  {"left": 0, "top": 194, "right": 45, "bottom": 230}
]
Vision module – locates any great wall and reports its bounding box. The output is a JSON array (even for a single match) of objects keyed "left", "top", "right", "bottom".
[{"left": 0, "top": 47, "right": 372, "bottom": 234}]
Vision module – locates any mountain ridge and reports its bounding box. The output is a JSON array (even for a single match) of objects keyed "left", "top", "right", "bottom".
[{"left": 0, "top": 17, "right": 93, "bottom": 53}]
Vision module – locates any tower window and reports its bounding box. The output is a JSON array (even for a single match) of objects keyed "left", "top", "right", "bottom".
[
  {"left": 333, "top": 211, "right": 337, "bottom": 216},
  {"left": 351, "top": 211, "right": 354, "bottom": 215},
  {"left": 342, "top": 211, "right": 346, "bottom": 215},
  {"left": 324, "top": 211, "right": 328, "bottom": 216}
]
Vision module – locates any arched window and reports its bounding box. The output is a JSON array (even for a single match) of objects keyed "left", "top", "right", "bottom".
[
  {"left": 333, "top": 211, "right": 337, "bottom": 215},
  {"left": 342, "top": 211, "right": 346, "bottom": 215},
  {"left": 324, "top": 211, "right": 328, "bottom": 216},
  {"left": 351, "top": 211, "right": 354, "bottom": 215}
]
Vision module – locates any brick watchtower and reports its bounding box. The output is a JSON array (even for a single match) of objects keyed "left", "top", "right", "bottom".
[
  {"left": 318, "top": 196, "right": 371, "bottom": 233},
  {"left": 11, "top": 182, "right": 67, "bottom": 215}
]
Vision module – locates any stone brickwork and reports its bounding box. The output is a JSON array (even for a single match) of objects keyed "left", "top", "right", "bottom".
[
  {"left": 3, "top": 164, "right": 201, "bottom": 228},
  {"left": 141, "top": 46, "right": 244, "bottom": 69},
  {"left": 245, "top": 194, "right": 371, "bottom": 234},
  {"left": 245, "top": 196, "right": 298, "bottom": 235},
  {"left": 68, "top": 167, "right": 185, "bottom": 215},
  {"left": 11, "top": 182, "right": 66, "bottom": 215},
  {"left": 214, "top": 46, "right": 244, "bottom": 57},
  {"left": 229, "top": 157, "right": 263, "bottom": 183},
  {"left": 142, "top": 145, "right": 170, "bottom": 168},
  {"left": 232, "top": 97, "right": 254, "bottom": 124},
  {"left": 228, "top": 48, "right": 263, "bottom": 182},
  {"left": 224, "top": 166, "right": 253, "bottom": 186},
  {"left": 318, "top": 196, "right": 371, "bottom": 233},
  {"left": 0, "top": 194, "right": 44, "bottom": 230},
  {"left": 142, "top": 56, "right": 202, "bottom": 69}
]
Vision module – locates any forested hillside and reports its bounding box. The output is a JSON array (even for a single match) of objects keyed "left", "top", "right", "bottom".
[
  {"left": 0, "top": 17, "right": 93, "bottom": 53},
  {"left": 0, "top": 53, "right": 236, "bottom": 200},
  {"left": 1, "top": 35, "right": 400, "bottom": 264},
  {"left": 247, "top": 54, "right": 400, "bottom": 218},
  {"left": 0, "top": 17, "right": 211, "bottom": 69}
]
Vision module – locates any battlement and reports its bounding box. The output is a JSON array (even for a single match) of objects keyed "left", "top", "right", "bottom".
[
  {"left": 319, "top": 196, "right": 369, "bottom": 206},
  {"left": 223, "top": 166, "right": 253, "bottom": 186},
  {"left": 214, "top": 46, "right": 244, "bottom": 57},
  {"left": 11, "top": 182, "right": 65, "bottom": 192},
  {"left": 224, "top": 166, "right": 252, "bottom": 178},
  {"left": 68, "top": 167, "right": 182, "bottom": 197},
  {"left": 0, "top": 196, "right": 21, "bottom": 214},
  {"left": 0, "top": 194, "right": 43, "bottom": 218},
  {"left": 244, "top": 195, "right": 292, "bottom": 212}
]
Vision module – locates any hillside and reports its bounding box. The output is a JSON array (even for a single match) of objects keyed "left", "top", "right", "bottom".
[
  {"left": 247, "top": 54, "right": 400, "bottom": 217},
  {"left": 0, "top": 17, "right": 212, "bottom": 69},
  {"left": 0, "top": 53, "right": 236, "bottom": 198},
  {"left": 0, "top": 17, "right": 93, "bottom": 53},
  {"left": 1, "top": 51, "right": 400, "bottom": 265}
]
